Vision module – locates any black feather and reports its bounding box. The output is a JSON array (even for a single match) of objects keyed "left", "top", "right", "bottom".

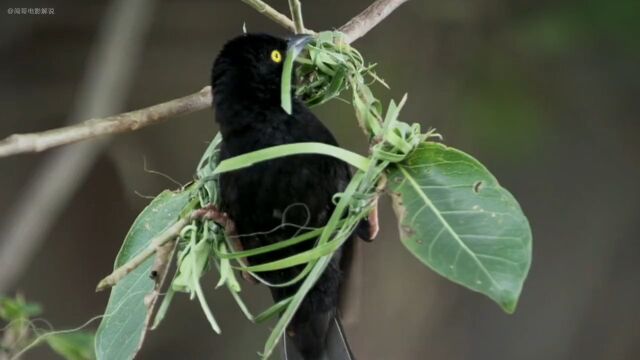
[{"left": 212, "top": 33, "right": 357, "bottom": 359}]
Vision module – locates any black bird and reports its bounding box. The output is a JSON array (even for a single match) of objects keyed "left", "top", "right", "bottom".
[{"left": 211, "top": 33, "right": 370, "bottom": 359}]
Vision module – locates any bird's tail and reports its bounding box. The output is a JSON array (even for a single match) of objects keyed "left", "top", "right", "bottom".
[{"left": 281, "top": 313, "right": 354, "bottom": 360}]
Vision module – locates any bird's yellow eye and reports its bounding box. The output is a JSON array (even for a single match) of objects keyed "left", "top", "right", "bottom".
[{"left": 270, "top": 50, "right": 282, "bottom": 63}]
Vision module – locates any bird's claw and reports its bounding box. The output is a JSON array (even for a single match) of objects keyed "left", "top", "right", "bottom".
[
  {"left": 365, "top": 176, "right": 385, "bottom": 241},
  {"left": 192, "top": 204, "right": 232, "bottom": 227},
  {"left": 193, "top": 205, "right": 256, "bottom": 284},
  {"left": 368, "top": 200, "right": 379, "bottom": 240}
]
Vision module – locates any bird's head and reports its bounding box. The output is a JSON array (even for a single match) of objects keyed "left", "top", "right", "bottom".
[{"left": 211, "top": 33, "right": 310, "bottom": 110}]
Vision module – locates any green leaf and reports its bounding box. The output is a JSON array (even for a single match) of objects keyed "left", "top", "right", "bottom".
[
  {"left": 213, "top": 142, "right": 370, "bottom": 174},
  {"left": 172, "top": 225, "right": 221, "bottom": 334},
  {"left": 47, "top": 332, "right": 96, "bottom": 360},
  {"left": 0, "top": 295, "right": 42, "bottom": 321},
  {"left": 387, "top": 142, "right": 532, "bottom": 313},
  {"left": 95, "top": 189, "right": 193, "bottom": 360}
]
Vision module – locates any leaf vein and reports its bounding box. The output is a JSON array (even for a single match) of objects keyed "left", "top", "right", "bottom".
[{"left": 399, "top": 165, "right": 503, "bottom": 291}]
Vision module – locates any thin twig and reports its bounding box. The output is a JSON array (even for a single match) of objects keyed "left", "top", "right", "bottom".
[
  {"left": 138, "top": 239, "right": 178, "bottom": 353},
  {"left": 241, "top": 0, "right": 298, "bottom": 34},
  {"left": 96, "top": 218, "right": 189, "bottom": 291},
  {"left": 288, "top": 0, "right": 305, "bottom": 34},
  {"left": 0, "top": 0, "right": 410, "bottom": 158},
  {"left": 96, "top": 204, "right": 235, "bottom": 290},
  {"left": 0, "top": 86, "right": 211, "bottom": 158},
  {"left": 338, "top": 0, "right": 411, "bottom": 44}
]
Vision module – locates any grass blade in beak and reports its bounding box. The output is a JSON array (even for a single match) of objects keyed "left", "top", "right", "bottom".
[{"left": 281, "top": 35, "right": 312, "bottom": 114}]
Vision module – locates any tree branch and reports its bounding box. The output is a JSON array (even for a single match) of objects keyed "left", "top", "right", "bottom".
[
  {"left": 0, "top": 0, "right": 410, "bottom": 158},
  {"left": 338, "top": 0, "right": 411, "bottom": 44},
  {"left": 0, "top": 86, "right": 211, "bottom": 158},
  {"left": 241, "top": 0, "right": 301, "bottom": 34},
  {"left": 288, "top": 0, "right": 306, "bottom": 34}
]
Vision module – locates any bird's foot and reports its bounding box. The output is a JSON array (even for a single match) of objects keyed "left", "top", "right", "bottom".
[
  {"left": 193, "top": 205, "right": 256, "bottom": 284},
  {"left": 364, "top": 176, "right": 386, "bottom": 241},
  {"left": 368, "top": 199, "right": 379, "bottom": 240},
  {"left": 192, "top": 204, "right": 234, "bottom": 230}
]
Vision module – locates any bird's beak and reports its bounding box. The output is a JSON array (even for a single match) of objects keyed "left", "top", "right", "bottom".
[{"left": 287, "top": 34, "right": 313, "bottom": 54}]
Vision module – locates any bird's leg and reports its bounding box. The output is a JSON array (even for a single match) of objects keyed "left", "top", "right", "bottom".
[
  {"left": 365, "top": 175, "right": 386, "bottom": 241},
  {"left": 192, "top": 205, "right": 256, "bottom": 284},
  {"left": 368, "top": 199, "right": 379, "bottom": 240},
  {"left": 192, "top": 204, "right": 229, "bottom": 226}
]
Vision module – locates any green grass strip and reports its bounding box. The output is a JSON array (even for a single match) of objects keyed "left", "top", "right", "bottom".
[{"left": 213, "top": 142, "right": 370, "bottom": 174}]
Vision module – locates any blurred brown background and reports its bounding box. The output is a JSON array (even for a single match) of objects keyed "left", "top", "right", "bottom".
[{"left": 1, "top": 0, "right": 639, "bottom": 359}]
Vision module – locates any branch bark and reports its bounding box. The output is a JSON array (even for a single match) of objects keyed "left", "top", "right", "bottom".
[
  {"left": 0, "top": 0, "right": 410, "bottom": 158},
  {"left": 0, "top": 86, "right": 211, "bottom": 158},
  {"left": 241, "top": 0, "right": 304, "bottom": 34},
  {"left": 338, "top": 0, "right": 410, "bottom": 44},
  {"left": 288, "top": 0, "right": 306, "bottom": 34}
]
